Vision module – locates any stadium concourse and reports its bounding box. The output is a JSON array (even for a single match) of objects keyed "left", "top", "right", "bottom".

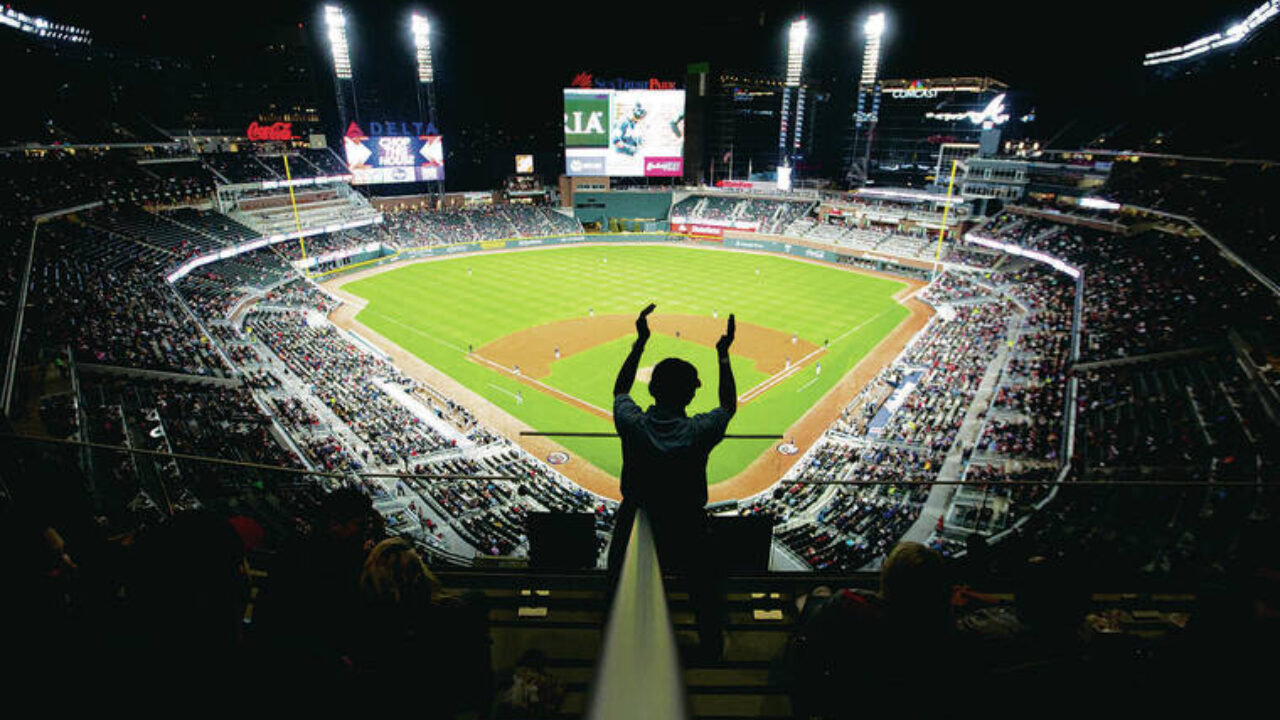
[{"left": 3, "top": 146, "right": 1279, "bottom": 710}]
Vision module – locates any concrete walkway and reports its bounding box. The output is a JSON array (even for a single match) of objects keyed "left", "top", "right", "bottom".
[
  {"left": 900, "top": 306, "right": 1020, "bottom": 545},
  {"left": 378, "top": 379, "right": 474, "bottom": 449}
]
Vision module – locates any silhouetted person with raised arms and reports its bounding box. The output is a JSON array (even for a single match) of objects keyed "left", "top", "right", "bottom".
[{"left": 607, "top": 303, "right": 735, "bottom": 659}]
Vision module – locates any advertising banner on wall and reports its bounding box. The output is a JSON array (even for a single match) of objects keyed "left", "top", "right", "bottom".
[
  {"left": 564, "top": 88, "right": 685, "bottom": 177},
  {"left": 671, "top": 222, "right": 724, "bottom": 239}
]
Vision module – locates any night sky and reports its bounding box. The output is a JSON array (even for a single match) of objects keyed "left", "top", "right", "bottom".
[{"left": 18, "top": 1, "right": 1274, "bottom": 165}]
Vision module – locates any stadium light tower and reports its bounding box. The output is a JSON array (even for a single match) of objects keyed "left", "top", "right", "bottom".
[
  {"left": 410, "top": 11, "right": 444, "bottom": 201},
  {"left": 324, "top": 5, "right": 359, "bottom": 130},
  {"left": 779, "top": 17, "right": 809, "bottom": 185},
  {"left": 410, "top": 13, "right": 439, "bottom": 130},
  {"left": 847, "top": 11, "right": 886, "bottom": 187}
]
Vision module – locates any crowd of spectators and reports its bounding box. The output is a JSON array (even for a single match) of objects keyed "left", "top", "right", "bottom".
[
  {"left": 244, "top": 310, "right": 457, "bottom": 465},
  {"left": 1074, "top": 354, "right": 1269, "bottom": 477},
  {"left": 375, "top": 205, "right": 582, "bottom": 247},
  {"left": 398, "top": 447, "right": 618, "bottom": 559},
  {"left": 1105, "top": 159, "right": 1280, "bottom": 282},
  {"left": 919, "top": 270, "right": 991, "bottom": 304},
  {"left": 0, "top": 148, "right": 213, "bottom": 215},
  {"left": 885, "top": 302, "right": 1013, "bottom": 451},
  {"left": 972, "top": 209, "right": 1277, "bottom": 362},
  {"left": 29, "top": 230, "right": 229, "bottom": 375},
  {"left": 2, "top": 480, "right": 495, "bottom": 710},
  {"left": 261, "top": 279, "right": 340, "bottom": 313},
  {"left": 773, "top": 445, "right": 935, "bottom": 572},
  {"left": 176, "top": 249, "right": 295, "bottom": 319},
  {"left": 672, "top": 194, "right": 814, "bottom": 233},
  {"left": 77, "top": 374, "right": 320, "bottom": 536}
]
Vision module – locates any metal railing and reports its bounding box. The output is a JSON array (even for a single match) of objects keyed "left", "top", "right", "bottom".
[{"left": 587, "top": 508, "right": 688, "bottom": 720}]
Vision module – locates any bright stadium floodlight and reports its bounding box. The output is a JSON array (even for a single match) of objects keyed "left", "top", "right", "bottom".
[
  {"left": 411, "top": 13, "right": 434, "bottom": 83},
  {"left": 324, "top": 5, "right": 352, "bottom": 80},
  {"left": 1, "top": 5, "right": 93, "bottom": 44},
  {"left": 860, "top": 12, "right": 886, "bottom": 86},
  {"left": 1143, "top": 0, "right": 1278, "bottom": 66},
  {"left": 786, "top": 18, "right": 808, "bottom": 87}
]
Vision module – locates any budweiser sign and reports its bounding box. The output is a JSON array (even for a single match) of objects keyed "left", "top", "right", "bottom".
[
  {"left": 643, "top": 157, "right": 683, "bottom": 177},
  {"left": 247, "top": 121, "right": 294, "bottom": 141}
]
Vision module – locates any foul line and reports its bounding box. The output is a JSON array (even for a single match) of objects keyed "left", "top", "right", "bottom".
[
  {"left": 470, "top": 352, "right": 612, "bottom": 417},
  {"left": 796, "top": 375, "right": 822, "bottom": 393},
  {"left": 737, "top": 310, "right": 890, "bottom": 403},
  {"left": 362, "top": 309, "right": 471, "bottom": 354},
  {"left": 487, "top": 383, "right": 521, "bottom": 401}
]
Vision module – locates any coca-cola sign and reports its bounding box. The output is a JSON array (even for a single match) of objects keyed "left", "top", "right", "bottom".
[{"left": 247, "top": 121, "right": 294, "bottom": 141}]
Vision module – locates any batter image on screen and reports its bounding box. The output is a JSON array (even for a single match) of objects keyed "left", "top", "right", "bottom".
[{"left": 612, "top": 102, "right": 648, "bottom": 156}]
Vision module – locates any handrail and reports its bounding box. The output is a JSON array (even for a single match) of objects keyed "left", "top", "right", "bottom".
[
  {"left": 587, "top": 508, "right": 688, "bottom": 720},
  {"left": 1, "top": 220, "right": 39, "bottom": 417}
]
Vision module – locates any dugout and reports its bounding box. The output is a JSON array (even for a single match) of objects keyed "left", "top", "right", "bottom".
[{"left": 571, "top": 190, "right": 672, "bottom": 233}]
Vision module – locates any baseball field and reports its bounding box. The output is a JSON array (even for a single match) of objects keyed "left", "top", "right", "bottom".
[{"left": 338, "top": 244, "right": 915, "bottom": 488}]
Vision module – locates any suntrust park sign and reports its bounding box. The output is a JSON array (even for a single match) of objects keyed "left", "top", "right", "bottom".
[{"left": 570, "top": 71, "right": 677, "bottom": 90}]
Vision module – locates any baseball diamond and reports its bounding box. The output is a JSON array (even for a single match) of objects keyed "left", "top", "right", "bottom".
[{"left": 327, "top": 243, "right": 930, "bottom": 500}]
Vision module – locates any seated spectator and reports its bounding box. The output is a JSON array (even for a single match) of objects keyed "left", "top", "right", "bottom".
[
  {"left": 954, "top": 555, "right": 1092, "bottom": 691},
  {"left": 123, "top": 511, "right": 251, "bottom": 684},
  {"left": 787, "top": 542, "right": 953, "bottom": 717},
  {"left": 252, "top": 488, "right": 383, "bottom": 677},
  {"left": 351, "top": 537, "right": 492, "bottom": 714}
]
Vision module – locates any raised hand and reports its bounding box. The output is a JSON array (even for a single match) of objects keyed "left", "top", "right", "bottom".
[
  {"left": 636, "top": 303, "right": 656, "bottom": 341},
  {"left": 716, "top": 314, "right": 736, "bottom": 355}
]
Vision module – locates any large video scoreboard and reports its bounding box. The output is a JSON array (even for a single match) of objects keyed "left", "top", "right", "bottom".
[
  {"left": 563, "top": 89, "right": 685, "bottom": 177},
  {"left": 343, "top": 122, "right": 445, "bottom": 185}
]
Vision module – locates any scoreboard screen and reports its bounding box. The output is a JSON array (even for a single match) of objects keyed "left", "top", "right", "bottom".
[
  {"left": 563, "top": 88, "right": 685, "bottom": 177},
  {"left": 344, "top": 129, "right": 444, "bottom": 185}
]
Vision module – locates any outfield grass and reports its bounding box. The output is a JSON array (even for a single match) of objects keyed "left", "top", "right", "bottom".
[{"left": 343, "top": 244, "right": 910, "bottom": 484}]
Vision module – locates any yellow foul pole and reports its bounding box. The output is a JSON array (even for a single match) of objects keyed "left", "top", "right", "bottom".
[
  {"left": 932, "top": 159, "right": 960, "bottom": 281},
  {"left": 282, "top": 153, "right": 307, "bottom": 265}
]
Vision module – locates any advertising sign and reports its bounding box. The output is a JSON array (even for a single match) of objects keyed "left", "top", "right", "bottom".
[
  {"left": 247, "top": 121, "right": 294, "bottom": 141},
  {"left": 563, "top": 88, "right": 685, "bottom": 177},
  {"left": 343, "top": 123, "right": 445, "bottom": 185},
  {"left": 515, "top": 154, "right": 535, "bottom": 174},
  {"left": 672, "top": 222, "right": 723, "bottom": 239}
]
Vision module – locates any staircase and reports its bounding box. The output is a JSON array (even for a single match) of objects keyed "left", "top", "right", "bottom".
[{"left": 437, "top": 570, "right": 878, "bottom": 718}]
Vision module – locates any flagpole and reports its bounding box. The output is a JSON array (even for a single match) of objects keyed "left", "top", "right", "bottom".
[{"left": 729, "top": 143, "right": 734, "bottom": 181}]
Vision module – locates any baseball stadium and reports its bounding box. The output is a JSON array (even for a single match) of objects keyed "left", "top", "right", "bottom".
[{"left": 3, "top": 0, "right": 1279, "bottom": 715}]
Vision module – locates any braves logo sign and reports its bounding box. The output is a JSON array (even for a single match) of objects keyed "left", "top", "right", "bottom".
[{"left": 570, "top": 72, "right": 594, "bottom": 89}]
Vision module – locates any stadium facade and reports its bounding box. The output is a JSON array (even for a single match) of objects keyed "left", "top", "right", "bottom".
[
  {"left": 853, "top": 77, "right": 1025, "bottom": 187},
  {"left": 683, "top": 66, "right": 829, "bottom": 186}
]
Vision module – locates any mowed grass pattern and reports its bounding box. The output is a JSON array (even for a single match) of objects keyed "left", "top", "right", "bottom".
[{"left": 344, "top": 245, "right": 910, "bottom": 484}]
